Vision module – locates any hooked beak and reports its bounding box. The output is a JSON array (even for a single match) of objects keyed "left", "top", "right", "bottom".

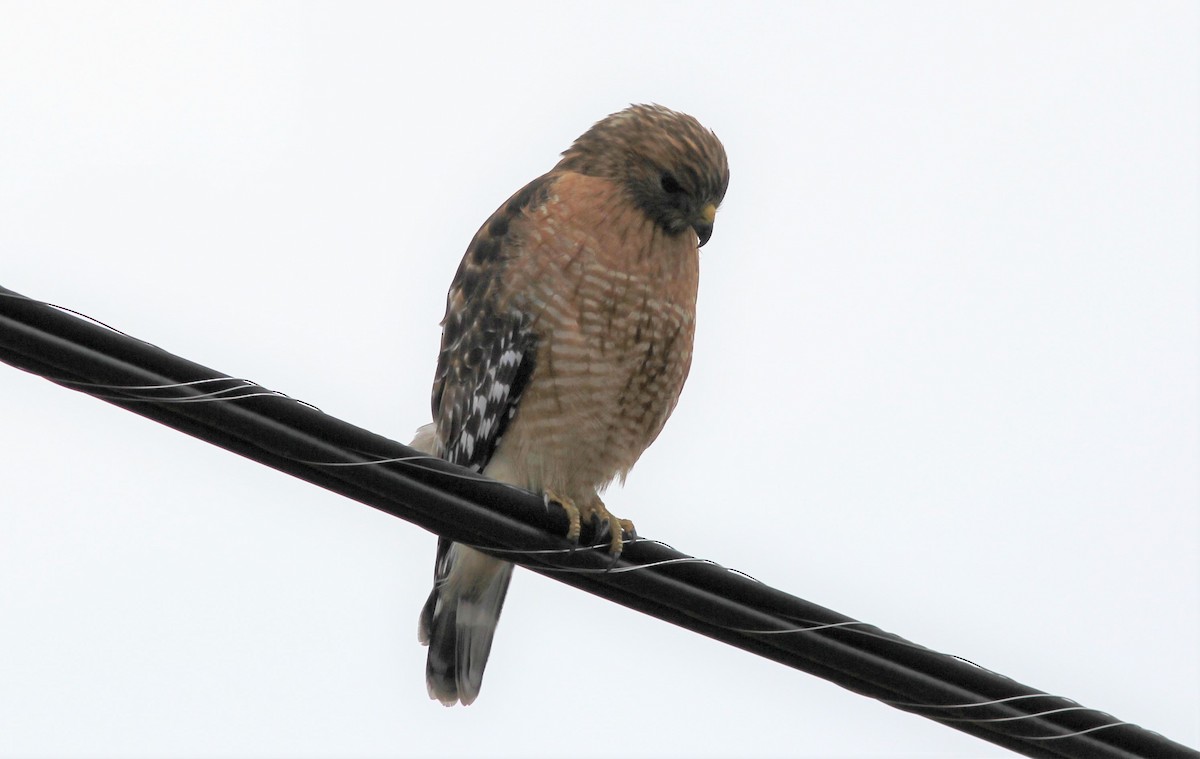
[{"left": 693, "top": 203, "right": 717, "bottom": 247}]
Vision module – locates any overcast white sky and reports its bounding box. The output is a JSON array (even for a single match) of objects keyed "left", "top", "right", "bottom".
[{"left": 1, "top": 3, "right": 1197, "bottom": 758}]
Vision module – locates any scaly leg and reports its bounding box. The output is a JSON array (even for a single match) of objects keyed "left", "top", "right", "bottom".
[
  {"left": 545, "top": 489, "right": 583, "bottom": 544},
  {"left": 544, "top": 490, "right": 635, "bottom": 556}
]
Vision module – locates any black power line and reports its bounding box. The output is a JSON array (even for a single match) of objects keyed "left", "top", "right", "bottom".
[{"left": 0, "top": 283, "right": 1194, "bottom": 759}]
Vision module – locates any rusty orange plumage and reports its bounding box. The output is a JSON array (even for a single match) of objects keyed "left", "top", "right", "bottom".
[{"left": 413, "top": 104, "right": 729, "bottom": 705}]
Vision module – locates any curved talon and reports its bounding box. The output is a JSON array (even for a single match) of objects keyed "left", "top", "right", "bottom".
[
  {"left": 545, "top": 489, "right": 581, "bottom": 543},
  {"left": 544, "top": 491, "right": 634, "bottom": 557},
  {"left": 584, "top": 498, "right": 634, "bottom": 557}
]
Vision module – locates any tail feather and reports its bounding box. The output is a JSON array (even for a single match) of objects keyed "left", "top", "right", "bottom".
[
  {"left": 417, "top": 541, "right": 513, "bottom": 706},
  {"left": 410, "top": 422, "right": 514, "bottom": 706}
]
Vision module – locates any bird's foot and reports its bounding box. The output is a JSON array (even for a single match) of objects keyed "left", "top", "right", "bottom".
[{"left": 544, "top": 490, "right": 635, "bottom": 557}]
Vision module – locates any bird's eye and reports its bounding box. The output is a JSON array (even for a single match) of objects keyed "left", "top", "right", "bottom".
[{"left": 660, "top": 172, "right": 686, "bottom": 195}]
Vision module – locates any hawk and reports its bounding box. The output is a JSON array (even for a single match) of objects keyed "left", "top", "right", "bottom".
[{"left": 413, "top": 104, "right": 729, "bottom": 705}]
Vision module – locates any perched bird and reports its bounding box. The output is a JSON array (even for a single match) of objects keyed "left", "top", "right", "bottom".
[{"left": 413, "top": 104, "right": 729, "bottom": 706}]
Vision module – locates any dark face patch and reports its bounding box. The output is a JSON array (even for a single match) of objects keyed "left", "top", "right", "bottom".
[{"left": 553, "top": 104, "right": 730, "bottom": 245}]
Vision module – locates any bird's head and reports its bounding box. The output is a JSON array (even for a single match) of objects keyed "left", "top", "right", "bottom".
[{"left": 556, "top": 104, "right": 730, "bottom": 248}]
